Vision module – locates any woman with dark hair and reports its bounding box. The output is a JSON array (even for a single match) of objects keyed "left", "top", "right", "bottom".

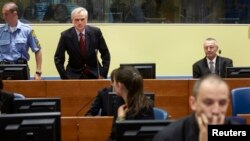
[
  {"left": 0, "top": 79, "right": 14, "bottom": 114},
  {"left": 109, "top": 66, "right": 154, "bottom": 140}
]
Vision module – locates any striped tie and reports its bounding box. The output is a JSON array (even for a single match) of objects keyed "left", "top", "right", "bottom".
[{"left": 209, "top": 61, "right": 215, "bottom": 73}]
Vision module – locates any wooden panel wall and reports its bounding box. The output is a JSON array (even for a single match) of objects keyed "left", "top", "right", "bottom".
[{"left": 61, "top": 116, "right": 113, "bottom": 141}]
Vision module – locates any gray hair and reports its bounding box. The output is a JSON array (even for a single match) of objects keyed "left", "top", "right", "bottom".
[
  {"left": 204, "top": 37, "right": 219, "bottom": 48},
  {"left": 71, "top": 7, "right": 88, "bottom": 20}
]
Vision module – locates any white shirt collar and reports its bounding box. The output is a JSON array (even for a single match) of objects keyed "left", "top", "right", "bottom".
[
  {"left": 206, "top": 56, "right": 217, "bottom": 63},
  {"left": 75, "top": 29, "right": 85, "bottom": 36},
  {"left": 206, "top": 56, "right": 217, "bottom": 68}
]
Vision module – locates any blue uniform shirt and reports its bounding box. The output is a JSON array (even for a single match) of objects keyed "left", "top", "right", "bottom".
[{"left": 0, "top": 20, "right": 41, "bottom": 62}]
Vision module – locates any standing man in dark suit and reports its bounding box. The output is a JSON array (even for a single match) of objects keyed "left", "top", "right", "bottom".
[
  {"left": 54, "top": 7, "right": 110, "bottom": 79},
  {"left": 192, "top": 37, "right": 233, "bottom": 78}
]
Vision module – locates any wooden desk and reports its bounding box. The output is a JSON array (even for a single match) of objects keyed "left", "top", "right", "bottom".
[
  {"left": 46, "top": 80, "right": 110, "bottom": 116},
  {"left": 3, "top": 79, "right": 250, "bottom": 141},
  {"left": 61, "top": 116, "right": 113, "bottom": 141},
  {"left": 47, "top": 79, "right": 190, "bottom": 118},
  {"left": 144, "top": 79, "right": 189, "bottom": 119},
  {"left": 237, "top": 114, "right": 250, "bottom": 124},
  {"left": 3, "top": 80, "right": 46, "bottom": 97},
  {"left": 3, "top": 78, "right": 250, "bottom": 118}
]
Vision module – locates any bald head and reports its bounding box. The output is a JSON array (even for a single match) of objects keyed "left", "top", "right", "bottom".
[{"left": 193, "top": 74, "right": 229, "bottom": 98}]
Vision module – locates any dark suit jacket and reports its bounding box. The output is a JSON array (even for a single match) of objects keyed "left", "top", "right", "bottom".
[
  {"left": 192, "top": 56, "right": 233, "bottom": 78},
  {"left": 0, "top": 90, "right": 14, "bottom": 114},
  {"left": 85, "top": 86, "right": 124, "bottom": 116},
  {"left": 153, "top": 113, "right": 245, "bottom": 141},
  {"left": 54, "top": 25, "right": 111, "bottom": 79}
]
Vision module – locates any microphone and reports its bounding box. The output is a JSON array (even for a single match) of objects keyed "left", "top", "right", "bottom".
[
  {"left": 95, "top": 49, "right": 100, "bottom": 78},
  {"left": 218, "top": 49, "right": 222, "bottom": 77},
  {"left": 75, "top": 97, "right": 96, "bottom": 116}
]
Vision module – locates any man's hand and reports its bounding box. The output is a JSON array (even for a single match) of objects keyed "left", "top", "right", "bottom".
[
  {"left": 197, "top": 113, "right": 225, "bottom": 141},
  {"left": 117, "top": 104, "right": 128, "bottom": 118},
  {"left": 34, "top": 73, "right": 42, "bottom": 80},
  {"left": 197, "top": 113, "right": 209, "bottom": 141}
]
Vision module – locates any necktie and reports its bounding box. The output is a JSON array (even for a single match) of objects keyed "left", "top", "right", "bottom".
[
  {"left": 79, "top": 33, "right": 87, "bottom": 56},
  {"left": 209, "top": 61, "right": 215, "bottom": 73}
]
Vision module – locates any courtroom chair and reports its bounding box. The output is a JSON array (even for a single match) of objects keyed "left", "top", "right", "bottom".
[
  {"left": 231, "top": 87, "right": 250, "bottom": 116},
  {"left": 14, "top": 93, "right": 25, "bottom": 99},
  {"left": 153, "top": 107, "right": 168, "bottom": 120}
]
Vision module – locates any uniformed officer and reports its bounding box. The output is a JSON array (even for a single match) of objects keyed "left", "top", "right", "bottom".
[{"left": 0, "top": 2, "right": 42, "bottom": 80}]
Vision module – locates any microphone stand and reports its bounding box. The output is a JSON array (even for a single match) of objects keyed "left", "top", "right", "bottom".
[
  {"left": 95, "top": 49, "right": 100, "bottom": 78},
  {"left": 75, "top": 97, "right": 96, "bottom": 141},
  {"left": 218, "top": 50, "right": 221, "bottom": 77}
]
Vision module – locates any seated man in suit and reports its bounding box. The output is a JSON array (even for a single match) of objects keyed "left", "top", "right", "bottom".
[
  {"left": 85, "top": 68, "right": 124, "bottom": 116},
  {"left": 192, "top": 37, "right": 233, "bottom": 78},
  {"left": 0, "top": 79, "right": 14, "bottom": 114},
  {"left": 85, "top": 86, "right": 124, "bottom": 116}
]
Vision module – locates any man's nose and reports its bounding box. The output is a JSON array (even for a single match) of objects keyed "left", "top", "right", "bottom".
[
  {"left": 211, "top": 103, "right": 220, "bottom": 115},
  {"left": 207, "top": 47, "right": 212, "bottom": 51}
]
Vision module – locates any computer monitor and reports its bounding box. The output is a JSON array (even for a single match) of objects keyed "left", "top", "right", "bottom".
[
  {"left": 115, "top": 119, "right": 174, "bottom": 141},
  {"left": 107, "top": 92, "right": 124, "bottom": 116},
  {"left": 107, "top": 92, "right": 155, "bottom": 116},
  {"left": 0, "top": 112, "right": 61, "bottom": 141},
  {"left": 0, "top": 64, "right": 29, "bottom": 80},
  {"left": 120, "top": 63, "right": 156, "bottom": 79},
  {"left": 13, "top": 98, "right": 61, "bottom": 113},
  {"left": 226, "top": 67, "right": 250, "bottom": 78}
]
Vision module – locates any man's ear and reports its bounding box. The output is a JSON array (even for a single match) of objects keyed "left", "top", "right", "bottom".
[{"left": 189, "top": 96, "right": 196, "bottom": 111}]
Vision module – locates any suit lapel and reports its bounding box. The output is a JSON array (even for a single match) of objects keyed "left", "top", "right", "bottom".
[
  {"left": 202, "top": 57, "right": 211, "bottom": 73},
  {"left": 70, "top": 28, "right": 81, "bottom": 54},
  {"left": 215, "top": 56, "right": 221, "bottom": 73},
  {"left": 85, "top": 26, "right": 91, "bottom": 56}
]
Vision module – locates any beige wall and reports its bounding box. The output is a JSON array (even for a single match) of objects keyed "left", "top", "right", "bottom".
[{"left": 29, "top": 24, "right": 250, "bottom": 78}]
